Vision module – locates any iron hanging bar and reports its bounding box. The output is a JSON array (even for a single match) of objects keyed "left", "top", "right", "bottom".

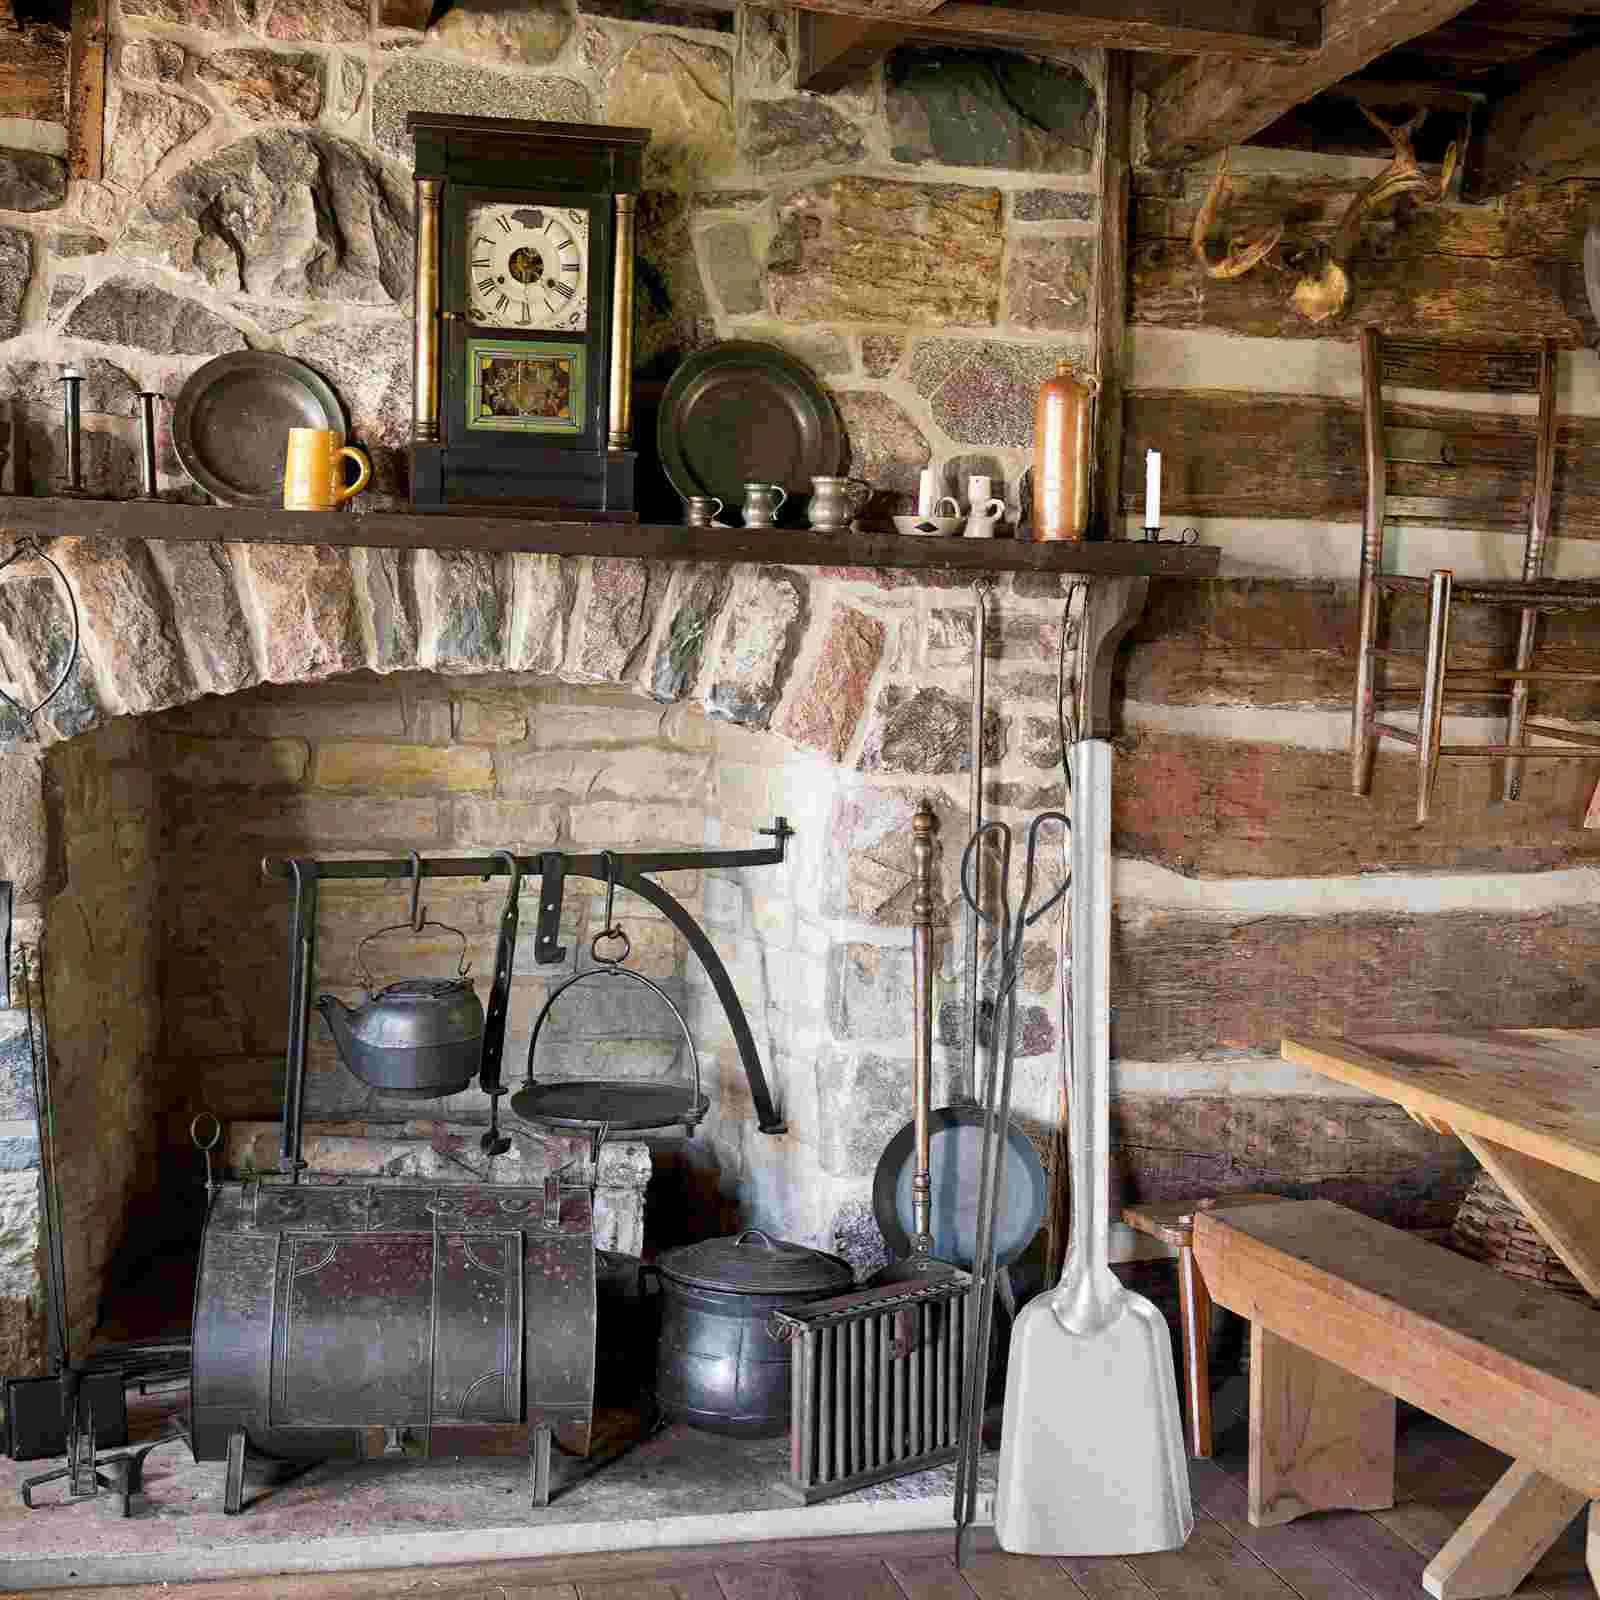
[
  {"left": 265, "top": 823, "right": 794, "bottom": 1137},
  {"left": 0, "top": 538, "right": 81, "bottom": 731}
]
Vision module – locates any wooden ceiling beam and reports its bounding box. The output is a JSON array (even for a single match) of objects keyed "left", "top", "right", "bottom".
[
  {"left": 1142, "top": 0, "right": 1481, "bottom": 167},
  {"left": 786, "top": 0, "right": 1319, "bottom": 64},
  {"left": 1471, "top": 42, "right": 1600, "bottom": 198},
  {"left": 796, "top": 12, "right": 910, "bottom": 91}
]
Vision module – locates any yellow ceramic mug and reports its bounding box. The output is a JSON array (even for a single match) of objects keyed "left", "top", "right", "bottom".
[{"left": 283, "top": 428, "right": 371, "bottom": 511}]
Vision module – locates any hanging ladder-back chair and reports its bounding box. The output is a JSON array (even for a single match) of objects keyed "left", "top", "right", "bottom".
[{"left": 1351, "top": 329, "right": 1600, "bottom": 823}]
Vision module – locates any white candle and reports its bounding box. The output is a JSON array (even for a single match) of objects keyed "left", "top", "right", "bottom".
[
  {"left": 917, "top": 467, "right": 939, "bottom": 519},
  {"left": 1145, "top": 448, "right": 1161, "bottom": 529}
]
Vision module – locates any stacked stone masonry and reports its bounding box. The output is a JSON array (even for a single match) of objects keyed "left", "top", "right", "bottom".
[{"left": 0, "top": 0, "right": 1103, "bottom": 511}]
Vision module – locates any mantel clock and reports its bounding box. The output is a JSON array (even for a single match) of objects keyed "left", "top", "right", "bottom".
[{"left": 408, "top": 114, "right": 650, "bottom": 517}]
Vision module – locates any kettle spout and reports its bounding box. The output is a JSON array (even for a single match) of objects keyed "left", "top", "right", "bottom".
[{"left": 316, "top": 994, "right": 358, "bottom": 1065}]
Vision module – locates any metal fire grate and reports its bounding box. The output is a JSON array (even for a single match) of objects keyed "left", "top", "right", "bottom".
[{"left": 770, "top": 1272, "right": 971, "bottom": 1505}]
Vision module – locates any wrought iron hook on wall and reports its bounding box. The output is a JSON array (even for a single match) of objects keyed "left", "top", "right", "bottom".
[{"left": 0, "top": 538, "right": 80, "bottom": 731}]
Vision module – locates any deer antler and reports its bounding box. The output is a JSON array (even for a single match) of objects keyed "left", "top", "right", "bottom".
[
  {"left": 1293, "top": 106, "right": 1456, "bottom": 323},
  {"left": 1190, "top": 149, "right": 1284, "bottom": 280}
]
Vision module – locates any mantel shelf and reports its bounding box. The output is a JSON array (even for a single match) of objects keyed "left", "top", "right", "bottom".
[{"left": 0, "top": 496, "right": 1221, "bottom": 579}]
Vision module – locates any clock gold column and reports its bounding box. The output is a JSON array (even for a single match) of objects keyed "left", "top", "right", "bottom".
[
  {"left": 412, "top": 176, "right": 443, "bottom": 443},
  {"left": 608, "top": 192, "right": 637, "bottom": 451}
]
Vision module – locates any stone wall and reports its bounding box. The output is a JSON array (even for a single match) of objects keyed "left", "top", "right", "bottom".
[{"left": 0, "top": 0, "right": 1103, "bottom": 513}]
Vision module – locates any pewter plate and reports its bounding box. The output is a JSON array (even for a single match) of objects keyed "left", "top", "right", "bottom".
[
  {"left": 657, "top": 341, "right": 843, "bottom": 515},
  {"left": 173, "top": 352, "right": 347, "bottom": 507}
]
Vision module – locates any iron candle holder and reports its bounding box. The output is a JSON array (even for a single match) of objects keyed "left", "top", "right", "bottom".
[{"left": 58, "top": 369, "right": 84, "bottom": 495}]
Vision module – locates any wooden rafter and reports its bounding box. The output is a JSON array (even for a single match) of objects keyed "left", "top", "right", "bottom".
[
  {"left": 1471, "top": 42, "right": 1600, "bottom": 198},
  {"left": 1142, "top": 0, "right": 1480, "bottom": 167},
  {"left": 790, "top": 0, "right": 1318, "bottom": 87}
]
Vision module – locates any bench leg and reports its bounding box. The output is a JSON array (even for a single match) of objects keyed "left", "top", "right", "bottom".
[
  {"left": 1248, "top": 1325, "right": 1395, "bottom": 1528},
  {"left": 1422, "top": 1460, "right": 1587, "bottom": 1600},
  {"left": 1177, "top": 1241, "right": 1212, "bottom": 1458}
]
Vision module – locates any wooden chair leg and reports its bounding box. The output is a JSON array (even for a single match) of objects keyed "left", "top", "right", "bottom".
[
  {"left": 1417, "top": 568, "right": 1453, "bottom": 825},
  {"left": 1422, "top": 1459, "right": 1586, "bottom": 1600},
  {"left": 1248, "top": 1323, "right": 1395, "bottom": 1528},
  {"left": 1177, "top": 1240, "right": 1212, "bottom": 1458},
  {"left": 1353, "top": 324, "right": 1386, "bottom": 798}
]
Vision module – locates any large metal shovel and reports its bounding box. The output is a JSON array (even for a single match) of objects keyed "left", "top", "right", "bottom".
[{"left": 993, "top": 738, "right": 1193, "bottom": 1556}]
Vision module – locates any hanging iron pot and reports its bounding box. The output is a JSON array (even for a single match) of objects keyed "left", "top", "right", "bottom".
[{"left": 317, "top": 851, "right": 484, "bottom": 1099}]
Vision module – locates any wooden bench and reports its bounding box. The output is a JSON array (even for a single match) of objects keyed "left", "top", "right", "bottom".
[{"left": 1195, "top": 1198, "right": 1600, "bottom": 1599}]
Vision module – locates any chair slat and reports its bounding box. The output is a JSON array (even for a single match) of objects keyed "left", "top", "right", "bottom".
[{"left": 1377, "top": 339, "right": 1545, "bottom": 394}]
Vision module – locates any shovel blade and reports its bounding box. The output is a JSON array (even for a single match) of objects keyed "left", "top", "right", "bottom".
[{"left": 994, "top": 1287, "right": 1193, "bottom": 1556}]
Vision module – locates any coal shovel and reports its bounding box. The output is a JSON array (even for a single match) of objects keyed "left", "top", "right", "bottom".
[{"left": 993, "top": 738, "right": 1193, "bottom": 1556}]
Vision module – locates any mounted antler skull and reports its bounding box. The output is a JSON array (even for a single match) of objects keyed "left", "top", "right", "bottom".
[
  {"left": 1189, "top": 149, "right": 1284, "bottom": 279},
  {"left": 1292, "top": 107, "right": 1457, "bottom": 323},
  {"left": 1190, "top": 108, "right": 1457, "bottom": 323}
]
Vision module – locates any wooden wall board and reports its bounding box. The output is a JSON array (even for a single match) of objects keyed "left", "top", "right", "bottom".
[
  {"left": 1112, "top": 907, "right": 1600, "bottom": 1062},
  {"left": 0, "top": 21, "right": 66, "bottom": 121},
  {"left": 1130, "top": 177, "right": 1600, "bottom": 345},
  {"left": 1120, "top": 391, "right": 1600, "bottom": 536},
  {"left": 1115, "top": 729, "right": 1600, "bottom": 878},
  {"left": 1110, "top": 1094, "right": 1477, "bottom": 1229},
  {"left": 1121, "top": 577, "right": 1600, "bottom": 720}
]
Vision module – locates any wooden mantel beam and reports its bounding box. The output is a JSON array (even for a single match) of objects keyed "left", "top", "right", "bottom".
[
  {"left": 788, "top": 0, "right": 1319, "bottom": 66},
  {"left": 1142, "top": 0, "right": 1480, "bottom": 167}
]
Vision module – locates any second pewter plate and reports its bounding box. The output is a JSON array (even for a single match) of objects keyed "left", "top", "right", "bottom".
[{"left": 657, "top": 341, "right": 843, "bottom": 515}]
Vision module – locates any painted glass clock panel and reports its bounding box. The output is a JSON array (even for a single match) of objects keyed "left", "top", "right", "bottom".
[
  {"left": 464, "top": 201, "right": 589, "bottom": 332},
  {"left": 467, "top": 338, "right": 587, "bottom": 434}
]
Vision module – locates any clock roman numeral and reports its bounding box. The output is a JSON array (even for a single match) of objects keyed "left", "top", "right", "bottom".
[
  {"left": 477, "top": 276, "right": 496, "bottom": 293},
  {"left": 471, "top": 253, "right": 491, "bottom": 267},
  {"left": 521, "top": 302, "right": 530, "bottom": 324},
  {"left": 548, "top": 280, "right": 576, "bottom": 301},
  {"left": 561, "top": 262, "right": 579, "bottom": 273},
  {"left": 496, "top": 214, "right": 512, "bottom": 233},
  {"left": 495, "top": 292, "right": 510, "bottom": 312}
]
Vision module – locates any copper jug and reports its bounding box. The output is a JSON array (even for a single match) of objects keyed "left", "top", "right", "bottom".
[{"left": 1032, "top": 361, "right": 1097, "bottom": 542}]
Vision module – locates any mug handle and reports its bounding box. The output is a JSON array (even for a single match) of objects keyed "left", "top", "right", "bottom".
[
  {"left": 770, "top": 484, "right": 788, "bottom": 516},
  {"left": 933, "top": 495, "right": 960, "bottom": 518},
  {"left": 708, "top": 496, "right": 724, "bottom": 519},
  {"left": 334, "top": 445, "right": 371, "bottom": 504},
  {"left": 980, "top": 496, "right": 1006, "bottom": 520}
]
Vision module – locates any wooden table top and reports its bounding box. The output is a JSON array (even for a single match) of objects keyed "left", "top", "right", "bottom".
[{"left": 1281, "top": 1028, "right": 1600, "bottom": 1185}]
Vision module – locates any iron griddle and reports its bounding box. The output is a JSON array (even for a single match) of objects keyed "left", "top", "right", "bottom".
[{"left": 510, "top": 1080, "right": 709, "bottom": 1133}]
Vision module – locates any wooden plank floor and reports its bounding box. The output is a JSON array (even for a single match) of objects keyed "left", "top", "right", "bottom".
[{"left": 13, "top": 1402, "right": 1593, "bottom": 1600}]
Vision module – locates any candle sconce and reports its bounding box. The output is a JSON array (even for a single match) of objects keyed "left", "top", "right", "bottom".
[
  {"left": 57, "top": 369, "right": 85, "bottom": 496},
  {"left": 1141, "top": 525, "right": 1200, "bottom": 546}
]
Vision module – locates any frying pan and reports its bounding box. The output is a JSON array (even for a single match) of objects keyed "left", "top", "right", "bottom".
[{"left": 872, "top": 1105, "right": 1047, "bottom": 1269}]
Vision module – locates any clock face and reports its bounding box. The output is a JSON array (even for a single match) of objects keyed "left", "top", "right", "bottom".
[{"left": 464, "top": 201, "right": 589, "bottom": 332}]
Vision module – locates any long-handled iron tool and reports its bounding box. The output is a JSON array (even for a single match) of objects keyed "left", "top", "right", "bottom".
[{"left": 992, "top": 739, "right": 1192, "bottom": 1555}]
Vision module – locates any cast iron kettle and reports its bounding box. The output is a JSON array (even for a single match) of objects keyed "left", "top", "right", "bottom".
[
  {"left": 652, "top": 1228, "right": 853, "bottom": 1438},
  {"left": 317, "top": 852, "right": 484, "bottom": 1099}
]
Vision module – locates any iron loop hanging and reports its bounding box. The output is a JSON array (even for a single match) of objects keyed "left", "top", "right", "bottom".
[
  {"left": 591, "top": 849, "right": 630, "bottom": 965},
  {"left": 0, "top": 537, "right": 80, "bottom": 731}
]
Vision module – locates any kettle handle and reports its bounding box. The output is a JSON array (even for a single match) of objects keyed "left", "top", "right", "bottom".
[
  {"left": 735, "top": 1229, "right": 778, "bottom": 1250},
  {"left": 356, "top": 916, "right": 471, "bottom": 989}
]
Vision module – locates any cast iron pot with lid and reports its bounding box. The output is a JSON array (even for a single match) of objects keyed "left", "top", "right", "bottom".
[{"left": 652, "top": 1229, "right": 853, "bottom": 1438}]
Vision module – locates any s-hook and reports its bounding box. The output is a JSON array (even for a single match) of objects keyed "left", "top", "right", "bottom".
[{"left": 0, "top": 538, "right": 80, "bottom": 731}]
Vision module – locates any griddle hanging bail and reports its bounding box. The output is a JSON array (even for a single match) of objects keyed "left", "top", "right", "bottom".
[{"left": 510, "top": 850, "right": 708, "bottom": 1164}]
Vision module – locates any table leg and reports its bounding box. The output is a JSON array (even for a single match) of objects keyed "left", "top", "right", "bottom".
[
  {"left": 1457, "top": 1132, "right": 1600, "bottom": 1297},
  {"left": 1423, "top": 1459, "right": 1588, "bottom": 1599}
]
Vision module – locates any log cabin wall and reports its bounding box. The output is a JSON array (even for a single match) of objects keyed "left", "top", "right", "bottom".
[{"left": 1094, "top": 137, "right": 1600, "bottom": 1228}]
